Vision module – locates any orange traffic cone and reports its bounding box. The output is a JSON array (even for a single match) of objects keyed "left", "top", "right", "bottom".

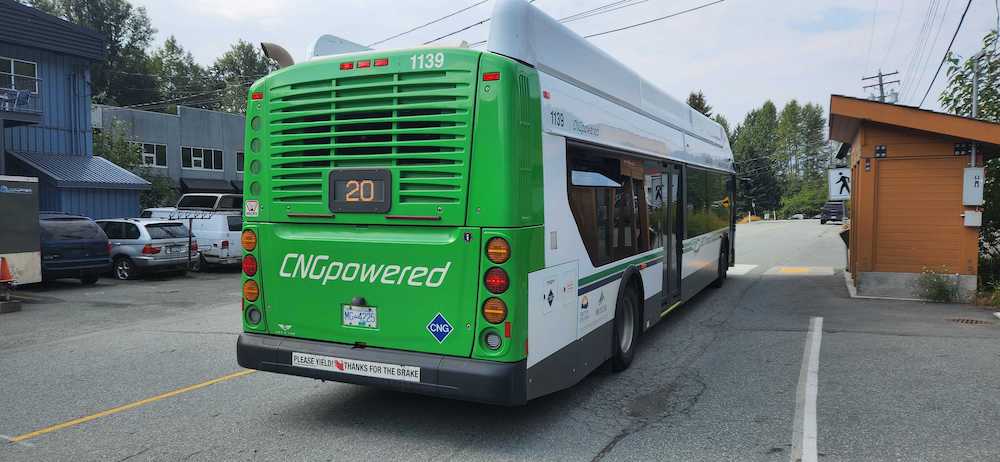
[{"left": 0, "top": 257, "right": 13, "bottom": 283}]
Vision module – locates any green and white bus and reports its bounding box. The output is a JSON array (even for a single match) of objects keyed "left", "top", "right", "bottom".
[{"left": 237, "top": 0, "right": 735, "bottom": 405}]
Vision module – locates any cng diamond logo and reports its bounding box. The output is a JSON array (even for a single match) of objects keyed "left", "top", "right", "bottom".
[{"left": 426, "top": 312, "right": 453, "bottom": 343}]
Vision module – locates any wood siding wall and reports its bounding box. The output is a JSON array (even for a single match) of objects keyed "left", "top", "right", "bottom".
[{"left": 848, "top": 123, "right": 979, "bottom": 276}]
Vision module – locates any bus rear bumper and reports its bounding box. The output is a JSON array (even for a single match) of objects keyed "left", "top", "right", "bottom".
[{"left": 237, "top": 333, "right": 527, "bottom": 406}]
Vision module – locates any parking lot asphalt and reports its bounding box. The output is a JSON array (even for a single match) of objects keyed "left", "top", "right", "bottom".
[{"left": 1, "top": 221, "right": 999, "bottom": 461}]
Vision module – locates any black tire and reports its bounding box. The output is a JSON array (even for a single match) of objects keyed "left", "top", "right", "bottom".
[
  {"left": 80, "top": 274, "right": 99, "bottom": 285},
  {"left": 711, "top": 242, "right": 728, "bottom": 288},
  {"left": 611, "top": 283, "right": 640, "bottom": 372},
  {"left": 820, "top": 219, "right": 827, "bottom": 225},
  {"left": 113, "top": 256, "right": 137, "bottom": 280}
]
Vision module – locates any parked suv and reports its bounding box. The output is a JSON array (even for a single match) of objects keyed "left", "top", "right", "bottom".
[
  {"left": 145, "top": 210, "right": 242, "bottom": 269},
  {"left": 97, "top": 219, "right": 199, "bottom": 280},
  {"left": 39, "top": 213, "right": 111, "bottom": 284},
  {"left": 820, "top": 201, "right": 846, "bottom": 224}
]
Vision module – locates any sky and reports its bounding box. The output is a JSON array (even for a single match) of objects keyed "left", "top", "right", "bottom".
[{"left": 130, "top": 0, "right": 1000, "bottom": 125}]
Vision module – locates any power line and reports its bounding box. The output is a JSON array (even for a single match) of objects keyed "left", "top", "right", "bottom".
[
  {"left": 863, "top": 0, "right": 880, "bottom": 74},
  {"left": 583, "top": 0, "right": 725, "bottom": 39},
  {"left": 466, "top": 0, "right": 663, "bottom": 47},
  {"left": 909, "top": 0, "right": 955, "bottom": 103},
  {"left": 368, "top": 0, "right": 490, "bottom": 47},
  {"left": 899, "top": 0, "right": 941, "bottom": 102},
  {"left": 919, "top": 0, "right": 973, "bottom": 107},
  {"left": 123, "top": 80, "right": 253, "bottom": 109},
  {"left": 878, "top": 1, "right": 906, "bottom": 68}
]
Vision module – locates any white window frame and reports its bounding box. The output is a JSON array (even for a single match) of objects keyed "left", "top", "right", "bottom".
[
  {"left": 131, "top": 142, "right": 167, "bottom": 168},
  {"left": 0, "top": 56, "right": 39, "bottom": 93},
  {"left": 181, "top": 146, "right": 224, "bottom": 171}
]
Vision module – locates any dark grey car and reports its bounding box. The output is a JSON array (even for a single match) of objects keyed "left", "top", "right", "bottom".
[{"left": 96, "top": 219, "right": 199, "bottom": 280}]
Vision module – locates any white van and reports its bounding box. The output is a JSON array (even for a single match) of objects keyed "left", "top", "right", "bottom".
[{"left": 144, "top": 209, "right": 242, "bottom": 268}]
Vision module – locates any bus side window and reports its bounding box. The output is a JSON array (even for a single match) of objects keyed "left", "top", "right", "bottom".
[{"left": 566, "top": 144, "right": 656, "bottom": 268}]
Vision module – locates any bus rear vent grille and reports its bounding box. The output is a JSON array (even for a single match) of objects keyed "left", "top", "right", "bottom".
[{"left": 265, "top": 69, "right": 473, "bottom": 207}]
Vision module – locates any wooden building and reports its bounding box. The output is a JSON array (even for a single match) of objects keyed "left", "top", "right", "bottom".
[{"left": 829, "top": 95, "right": 1000, "bottom": 300}]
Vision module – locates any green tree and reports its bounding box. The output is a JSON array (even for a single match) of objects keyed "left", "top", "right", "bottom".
[
  {"left": 93, "top": 121, "right": 176, "bottom": 208},
  {"left": 712, "top": 114, "right": 733, "bottom": 145},
  {"left": 731, "top": 101, "right": 781, "bottom": 215},
  {"left": 211, "top": 40, "right": 276, "bottom": 113},
  {"left": 939, "top": 29, "right": 999, "bottom": 123},
  {"left": 775, "top": 99, "right": 803, "bottom": 184},
  {"left": 687, "top": 90, "right": 713, "bottom": 117},
  {"left": 29, "top": 0, "right": 160, "bottom": 106},
  {"left": 149, "top": 36, "right": 219, "bottom": 111}
]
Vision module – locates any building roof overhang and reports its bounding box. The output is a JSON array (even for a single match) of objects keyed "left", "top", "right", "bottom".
[{"left": 829, "top": 95, "right": 1000, "bottom": 147}]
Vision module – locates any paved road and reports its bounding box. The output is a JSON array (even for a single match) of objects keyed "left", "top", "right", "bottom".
[{"left": 1, "top": 221, "right": 998, "bottom": 461}]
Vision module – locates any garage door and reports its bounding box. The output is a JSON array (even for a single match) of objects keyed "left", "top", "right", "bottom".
[{"left": 874, "top": 157, "right": 967, "bottom": 273}]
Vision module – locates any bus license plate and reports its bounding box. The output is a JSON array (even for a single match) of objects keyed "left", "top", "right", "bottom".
[{"left": 343, "top": 305, "right": 377, "bottom": 329}]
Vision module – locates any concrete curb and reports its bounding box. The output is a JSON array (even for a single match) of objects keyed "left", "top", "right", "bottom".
[{"left": 842, "top": 271, "right": 924, "bottom": 302}]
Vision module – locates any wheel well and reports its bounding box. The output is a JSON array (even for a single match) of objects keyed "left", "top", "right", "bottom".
[{"left": 618, "top": 266, "right": 644, "bottom": 331}]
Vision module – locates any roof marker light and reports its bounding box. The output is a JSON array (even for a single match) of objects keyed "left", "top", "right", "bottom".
[
  {"left": 374, "top": 58, "right": 389, "bottom": 67},
  {"left": 340, "top": 62, "right": 354, "bottom": 70},
  {"left": 357, "top": 60, "right": 371, "bottom": 68},
  {"left": 483, "top": 72, "right": 500, "bottom": 81}
]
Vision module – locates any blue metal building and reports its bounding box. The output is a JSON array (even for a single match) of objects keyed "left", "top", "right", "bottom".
[{"left": 0, "top": 0, "right": 148, "bottom": 219}]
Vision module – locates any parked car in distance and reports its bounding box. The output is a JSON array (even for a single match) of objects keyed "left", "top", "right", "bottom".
[
  {"left": 176, "top": 193, "right": 242, "bottom": 211},
  {"left": 96, "top": 219, "right": 199, "bottom": 280},
  {"left": 145, "top": 209, "right": 241, "bottom": 269},
  {"left": 820, "top": 201, "right": 846, "bottom": 224},
  {"left": 790, "top": 213, "right": 805, "bottom": 220},
  {"left": 39, "top": 212, "right": 111, "bottom": 285}
]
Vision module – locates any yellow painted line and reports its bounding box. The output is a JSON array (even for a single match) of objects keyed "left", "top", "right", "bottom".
[
  {"left": 660, "top": 301, "right": 683, "bottom": 318},
  {"left": 8, "top": 369, "right": 255, "bottom": 443},
  {"left": 778, "top": 267, "right": 810, "bottom": 274}
]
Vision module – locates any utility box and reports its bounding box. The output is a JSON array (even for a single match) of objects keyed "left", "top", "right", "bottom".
[
  {"left": 964, "top": 211, "right": 983, "bottom": 227},
  {"left": 963, "top": 167, "right": 985, "bottom": 206}
]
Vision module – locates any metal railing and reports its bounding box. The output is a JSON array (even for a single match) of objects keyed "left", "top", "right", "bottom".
[{"left": 0, "top": 74, "right": 42, "bottom": 114}]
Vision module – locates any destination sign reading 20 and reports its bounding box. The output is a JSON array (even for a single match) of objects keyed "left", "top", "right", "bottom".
[{"left": 329, "top": 169, "right": 391, "bottom": 213}]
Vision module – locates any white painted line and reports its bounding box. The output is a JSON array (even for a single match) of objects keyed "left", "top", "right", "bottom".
[
  {"left": 727, "top": 264, "right": 758, "bottom": 276},
  {"left": 791, "top": 317, "right": 822, "bottom": 462}
]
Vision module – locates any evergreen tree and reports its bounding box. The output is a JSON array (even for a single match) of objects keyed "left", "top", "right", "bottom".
[
  {"left": 731, "top": 101, "right": 781, "bottom": 215},
  {"left": 687, "top": 91, "right": 713, "bottom": 117}
]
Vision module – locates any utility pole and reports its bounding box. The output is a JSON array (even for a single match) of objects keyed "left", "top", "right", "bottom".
[
  {"left": 862, "top": 70, "right": 900, "bottom": 102},
  {"left": 970, "top": 51, "right": 985, "bottom": 166}
]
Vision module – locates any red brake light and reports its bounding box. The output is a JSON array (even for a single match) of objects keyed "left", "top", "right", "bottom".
[
  {"left": 242, "top": 254, "right": 258, "bottom": 276},
  {"left": 483, "top": 72, "right": 500, "bottom": 81},
  {"left": 374, "top": 58, "right": 389, "bottom": 67},
  {"left": 251, "top": 91, "right": 263, "bottom": 100},
  {"left": 484, "top": 267, "right": 509, "bottom": 294},
  {"left": 142, "top": 244, "right": 161, "bottom": 255},
  {"left": 340, "top": 62, "right": 354, "bottom": 70},
  {"left": 357, "top": 60, "right": 371, "bottom": 68},
  {"left": 106, "top": 242, "right": 112, "bottom": 253},
  {"left": 222, "top": 240, "right": 230, "bottom": 249}
]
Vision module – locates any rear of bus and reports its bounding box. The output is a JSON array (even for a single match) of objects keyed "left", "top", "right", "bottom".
[{"left": 236, "top": 48, "right": 544, "bottom": 405}]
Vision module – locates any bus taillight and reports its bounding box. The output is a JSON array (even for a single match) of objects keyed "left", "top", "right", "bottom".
[
  {"left": 241, "top": 229, "right": 257, "bottom": 251},
  {"left": 482, "top": 297, "right": 507, "bottom": 324},
  {"left": 242, "top": 254, "right": 258, "bottom": 277},
  {"left": 486, "top": 237, "right": 510, "bottom": 263},
  {"left": 243, "top": 280, "right": 259, "bottom": 302},
  {"left": 484, "top": 268, "right": 509, "bottom": 294}
]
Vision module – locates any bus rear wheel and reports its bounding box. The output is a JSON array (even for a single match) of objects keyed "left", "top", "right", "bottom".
[{"left": 611, "top": 284, "right": 640, "bottom": 372}]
